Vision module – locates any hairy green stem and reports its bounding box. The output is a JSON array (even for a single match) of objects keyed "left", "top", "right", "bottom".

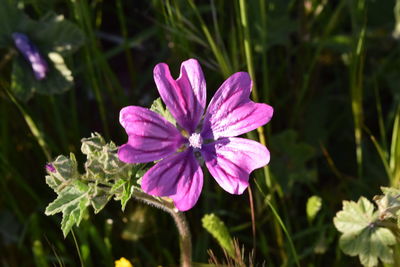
[{"left": 133, "top": 190, "right": 192, "bottom": 267}]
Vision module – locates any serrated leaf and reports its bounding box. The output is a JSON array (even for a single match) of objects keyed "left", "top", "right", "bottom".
[
  {"left": 306, "top": 195, "right": 322, "bottom": 223},
  {"left": 61, "top": 196, "right": 89, "bottom": 237},
  {"left": 374, "top": 187, "right": 400, "bottom": 220},
  {"left": 90, "top": 185, "right": 113, "bottom": 214},
  {"left": 340, "top": 227, "right": 396, "bottom": 267},
  {"left": 202, "top": 213, "right": 235, "bottom": 258},
  {"left": 150, "top": 97, "right": 176, "bottom": 125},
  {"left": 54, "top": 154, "right": 78, "bottom": 180},
  {"left": 45, "top": 180, "right": 90, "bottom": 237},
  {"left": 45, "top": 180, "right": 89, "bottom": 215},
  {"left": 45, "top": 154, "right": 79, "bottom": 193},
  {"left": 112, "top": 178, "right": 137, "bottom": 211},
  {"left": 81, "top": 133, "right": 106, "bottom": 155},
  {"left": 334, "top": 197, "right": 396, "bottom": 267},
  {"left": 334, "top": 197, "right": 375, "bottom": 233},
  {"left": 120, "top": 183, "right": 135, "bottom": 211},
  {"left": 82, "top": 133, "right": 130, "bottom": 182},
  {"left": 45, "top": 133, "right": 142, "bottom": 236}
]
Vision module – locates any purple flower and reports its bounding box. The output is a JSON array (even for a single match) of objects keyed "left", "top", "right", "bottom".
[
  {"left": 45, "top": 163, "right": 56, "bottom": 173},
  {"left": 118, "top": 59, "right": 273, "bottom": 211},
  {"left": 12, "top": 32, "right": 49, "bottom": 80}
]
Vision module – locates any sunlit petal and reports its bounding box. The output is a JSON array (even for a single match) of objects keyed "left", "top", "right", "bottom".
[{"left": 201, "top": 137, "right": 269, "bottom": 194}]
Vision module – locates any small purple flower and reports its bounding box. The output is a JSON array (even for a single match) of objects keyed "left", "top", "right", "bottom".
[
  {"left": 118, "top": 59, "right": 273, "bottom": 211},
  {"left": 12, "top": 32, "right": 49, "bottom": 80},
  {"left": 45, "top": 163, "right": 56, "bottom": 173}
]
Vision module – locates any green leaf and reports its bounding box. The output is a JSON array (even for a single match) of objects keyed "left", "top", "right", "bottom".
[
  {"left": 2, "top": 8, "right": 84, "bottom": 101},
  {"left": 150, "top": 97, "right": 176, "bottom": 125},
  {"left": 112, "top": 170, "right": 142, "bottom": 211},
  {"left": 45, "top": 180, "right": 90, "bottom": 237},
  {"left": 334, "top": 197, "right": 375, "bottom": 234},
  {"left": 81, "top": 133, "right": 131, "bottom": 182},
  {"left": 339, "top": 227, "right": 396, "bottom": 267},
  {"left": 120, "top": 182, "right": 135, "bottom": 211},
  {"left": 60, "top": 197, "right": 89, "bottom": 237},
  {"left": 306, "top": 195, "right": 322, "bottom": 223},
  {"left": 35, "top": 13, "right": 85, "bottom": 56},
  {"left": 90, "top": 184, "right": 113, "bottom": 214},
  {"left": 374, "top": 187, "right": 400, "bottom": 220},
  {"left": 334, "top": 197, "right": 396, "bottom": 267},
  {"left": 45, "top": 154, "right": 79, "bottom": 193},
  {"left": 202, "top": 213, "right": 235, "bottom": 258},
  {"left": 45, "top": 133, "right": 142, "bottom": 236}
]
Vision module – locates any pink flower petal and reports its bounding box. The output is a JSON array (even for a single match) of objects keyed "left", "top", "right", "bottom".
[
  {"left": 154, "top": 59, "right": 206, "bottom": 133},
  {"left": 201, "top": 137, "right": 270, "bottom": 194},
  {"left": 201, "top": 72, "right": 273, "bottom": 139},
  {"left": 118, "top": 106, "right": 185, "bottom": 163},
  {"left": 141, "top": 149, "right": 203, "bottom": 211}
]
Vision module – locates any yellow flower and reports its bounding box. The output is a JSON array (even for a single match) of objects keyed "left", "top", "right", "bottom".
[{"left": 114, "top": 257, "right": 133, "bottom": 267}]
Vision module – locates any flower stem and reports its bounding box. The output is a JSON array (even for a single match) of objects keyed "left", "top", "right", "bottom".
[{"left": 133, "top": 190, "right": 192, "bottom": 267}]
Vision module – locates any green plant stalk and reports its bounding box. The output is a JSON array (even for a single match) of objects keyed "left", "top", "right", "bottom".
[
  {"left": 4, "top": 87, "right": 51, "bottom": 160},
  {"left": 374, "top": 79, "right": 388, "bottom": 154},
  {"left": 77, "top": 227, "right": 93, "bottom": 267},
  {"left": 238, "top": 0, "right": 287, "bottom": 260},
  {"left": 365, "top": 127, "right": 392, "bottom": 181},
  {"left": 291, "top": 0, "right": 345, "bottom": 126},
  {"left": 116, "top": 0, "right": 136, "bottom": 89},
  {"left": 71, "top": 230, "right": 86, "bottom": 267},
  {"left": 70, "top": 0, "right": 110, "bottom": 138},
  {"left": 266, "top": 199, "right": 300, "bottom": 267},
  {"left": 350, "top": 26, "right": 366, "bottom": 179},
  {"left": 390, "top": 105, "right": 400, "bottom": 186},
  {"left": 238, "top": 0, "right": 258, "bottom": 102},
  {"left": 187, "top": 0, "right": 231, "bottom": 77},
  {"left": 254, "top": 179, "right": 300, "bottom": 267},
  {"left": 259, "top": 0, "right": 270, "bottom": 100},
  {"left": 77, "top": 0, "right": 126, "bottom": 107},
  {"left": 247, "top": 186, "right": 257, "bottom": 252},
  {"left": 133, "top": 190, "right": 191, "bottom": 267},
  {"left": 238, "top": 0, "right": 271, "bottom": 187}
]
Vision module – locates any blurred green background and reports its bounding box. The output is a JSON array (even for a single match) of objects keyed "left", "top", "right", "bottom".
[{"left": 0, "top": 0, "right": 400, "bottom": 266}]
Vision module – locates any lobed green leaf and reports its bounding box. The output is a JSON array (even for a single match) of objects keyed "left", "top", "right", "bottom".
[
  {"left": 334, "top": 197, "right": 396, "bottom": 267},
  {"left": 44, "top": 133, "right": 141, "bottom": 236}
]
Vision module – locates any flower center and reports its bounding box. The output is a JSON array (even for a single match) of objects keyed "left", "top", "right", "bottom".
[{"left": 188, "top": 133, "right": 203, "bottom": 149}]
